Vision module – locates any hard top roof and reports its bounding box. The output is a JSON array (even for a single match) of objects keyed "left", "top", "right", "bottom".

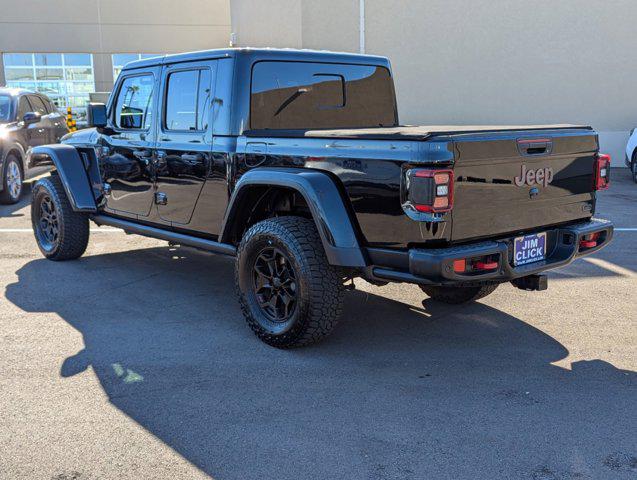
[{"left": 123, "top": 48, "right": 391, "bottom": 71}]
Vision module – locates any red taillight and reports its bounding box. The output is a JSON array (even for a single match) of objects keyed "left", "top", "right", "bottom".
[
  {"left": 410, "top": 169, "right": 454, "bottom": 213},
  {"left": 594, "top": 154, "right": 611, "bottom": 190}
]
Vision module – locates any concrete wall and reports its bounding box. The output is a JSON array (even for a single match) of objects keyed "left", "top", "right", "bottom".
[
  {"left": 232, "top": 0, "right": 635, "bottom": 164},
  {"left": 0, "top": 0, "right": 231, "bottom": 91},
  {"left": 230, "top": 0, "right": 358, "bottom": 52}
]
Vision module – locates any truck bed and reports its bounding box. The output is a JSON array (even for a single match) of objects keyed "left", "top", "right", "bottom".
[{"left": 246, "top": 124, "right": 591, "bottom": 141}]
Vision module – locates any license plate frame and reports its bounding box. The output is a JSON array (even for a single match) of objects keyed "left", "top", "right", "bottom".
[{"left": 513, "top": 232, "right": 547, "bottom": 266}]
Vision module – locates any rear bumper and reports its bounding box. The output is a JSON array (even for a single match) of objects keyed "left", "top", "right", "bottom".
[{"left": 367, "top": 218, "right": 614, "bottom": 286}]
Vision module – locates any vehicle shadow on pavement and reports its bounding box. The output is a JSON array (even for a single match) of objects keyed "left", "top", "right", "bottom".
[{"left": 5, "top": 246, "right": 637, "bottom": 480}]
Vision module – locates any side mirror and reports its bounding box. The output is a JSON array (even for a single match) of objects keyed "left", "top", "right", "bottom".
[
  {"left": 23, "top": 111, "right": 41, "bottom": 126},
  {"left": 87, "top": 102, "right": 108, "bottom": 129}
]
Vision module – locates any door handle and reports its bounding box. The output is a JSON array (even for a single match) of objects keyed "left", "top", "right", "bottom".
[{"left": 180, "top": 153, "right": 203, "bottom": 162}]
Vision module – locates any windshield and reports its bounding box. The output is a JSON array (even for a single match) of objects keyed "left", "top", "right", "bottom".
[{"left": 0, "top": 95, "right": 11, "bottom": 122}]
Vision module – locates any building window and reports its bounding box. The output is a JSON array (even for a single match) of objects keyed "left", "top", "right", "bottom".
[
  {"left": 112, "top": 54, "right": 159, "bottom": 81},
  {"left": 3, "top": 53, "right": 95, "bottom": 123}
]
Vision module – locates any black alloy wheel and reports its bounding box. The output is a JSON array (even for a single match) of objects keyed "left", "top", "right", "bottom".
[
  {"left": 35, "top": 194, "right": 60, "bottom": 251},
  {"left": 252, "top": 246, "right": 298, "bottom": 322}
]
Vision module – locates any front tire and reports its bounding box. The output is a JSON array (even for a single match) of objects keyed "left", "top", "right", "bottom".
[
  {"left": 632, "top": 159, "right": 637, "bottom": 184},
  {"left": 420, "top": 284, "right": 499, "bottom": 304},
  {"left": 0, "top": 154, "right": 23, "bottom": 204},
  {"left": 31, "top": 175, "right": 89, "bottom": 261},
  {"left": 235, "top": 216, "right": 344, "bottom": 348}
]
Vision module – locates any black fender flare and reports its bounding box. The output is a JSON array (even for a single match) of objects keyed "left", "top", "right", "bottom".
[
  {"left": 220, "top": 168, "right": 367, "bottom": 267},
  {"left": 29, "top": 144, "right": 97, "bottom": 212}
]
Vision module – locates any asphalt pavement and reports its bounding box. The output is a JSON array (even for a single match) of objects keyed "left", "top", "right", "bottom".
[{"left": 0, "top": 170, "right": 635, "bottom": 480}]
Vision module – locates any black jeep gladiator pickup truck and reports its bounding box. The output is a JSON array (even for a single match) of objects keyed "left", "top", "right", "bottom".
[{"left": 28, "top": 48, "right": 613, "bottom": 348}]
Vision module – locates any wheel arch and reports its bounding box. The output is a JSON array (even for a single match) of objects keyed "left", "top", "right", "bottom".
[
  {"left": 220, "top": 168, "right": 367, "bottom": 267},
  {"left": 28, "top": 144, "right": 97, "bottom": 212}
]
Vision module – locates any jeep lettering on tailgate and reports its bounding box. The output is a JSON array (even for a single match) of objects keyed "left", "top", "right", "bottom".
[{"left": 514, "top": 164, "right": 554, "bottom": 187}]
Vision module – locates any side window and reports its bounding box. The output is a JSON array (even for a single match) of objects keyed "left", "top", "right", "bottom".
[
  {"left": 28, "top": 96, "right": 48, "bottom": 115},
  {"left": 17, "top": 96, "right": 31, "bottom": 119},
  {"left": 114, "top": 74, "right": 155, "bottom": 130},
  {"left": 44, "top": 98, "right": 58, "bottom": 114},
  {"left": 164, "top": 68, "right": 211, "bottom": 131}
]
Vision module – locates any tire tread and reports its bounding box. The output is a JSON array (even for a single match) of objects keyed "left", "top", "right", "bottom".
[
  {"left": 32, "top": 174, "right": 89, "bottom": 261},
  {"left": 235, "top": 216, "right": 344, "bottom": 348}
]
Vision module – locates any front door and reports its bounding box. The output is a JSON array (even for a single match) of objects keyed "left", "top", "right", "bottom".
[
  {"left": 100, "top": 69, "right": 159, "bottom": 218},
  {"left": 154, "top": 61, "right": 216, "bottom": 225},
  {"left": 27, "top": 95, "right": 55, "bottom": 145}
]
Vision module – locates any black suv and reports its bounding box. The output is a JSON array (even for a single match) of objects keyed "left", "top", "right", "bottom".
[
  {"left": 0, "top": 88, "right": 68, "bottom": 203},
  {"left": 27, "top": 49, "right": 613, "bottom": 348}
]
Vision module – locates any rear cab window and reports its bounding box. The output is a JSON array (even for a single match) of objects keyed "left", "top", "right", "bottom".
[
  {"left": 113, "top": 73, "right": 155, "bottom": 130},
  {"left": 250, "top": 61, "right": 398, "bottom": 130}
]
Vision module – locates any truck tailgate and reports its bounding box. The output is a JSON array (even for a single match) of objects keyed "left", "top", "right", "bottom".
[{"left": 450, "top": 129, "right": 598, "bottom": 242}]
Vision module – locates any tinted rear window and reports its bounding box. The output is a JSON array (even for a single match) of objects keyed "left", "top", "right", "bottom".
[{"left": 250, "top": 61, "right": 397, "bottom": 130}]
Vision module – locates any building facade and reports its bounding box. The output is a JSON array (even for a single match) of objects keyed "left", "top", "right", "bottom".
[
  {"left": 0, "top": 0, "right": 230, "bottom": 121},
  {"left": 0, "top": 0, "right": 633, "bottom": 162}
]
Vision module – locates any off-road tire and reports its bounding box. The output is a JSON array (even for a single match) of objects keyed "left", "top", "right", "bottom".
[
  {"left": 31, "top": 174, "right": 89, "bottom": 261},
  {"left": 0, "top": 154, "right": 23, "bottom": 204},
  {"left": 420, "top": 283, "right": 499, "bottom": 304},
  {"left": 235, "top": 216, "right": 344, "bottom": 348}
]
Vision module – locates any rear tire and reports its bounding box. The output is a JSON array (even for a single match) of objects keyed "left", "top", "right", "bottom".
[
  {"left": 632, "top": 159, "right": 637, "bottom": 184},
  {"left": 235, "top": 216, "right": 344, "bottom": 348},
  {"left": 420, "top": 284, "right": 499, "bottom": 304},
  {"left": 31, "top": 174, "right": 89, "bottom": 261},
  {"left": 0, "top": 154, "right": 23, "bottom": 204}
]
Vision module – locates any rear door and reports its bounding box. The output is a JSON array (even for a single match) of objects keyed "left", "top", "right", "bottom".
[
  {"left": 154, "top": 61, "right": 215, "bottom": 225},
  {"left": 21, "top": 95, "right": 47, "bottom": 147},
  {"left": 450, "top": 129, "right": 598, "bottom": 241},
  {"left": 101, "top": 68, "right": 160, "bottom": 218}
]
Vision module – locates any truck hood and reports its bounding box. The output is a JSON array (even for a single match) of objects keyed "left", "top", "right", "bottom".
[{"left": 62, "top": 127, "right": 100, "bottom": 145}]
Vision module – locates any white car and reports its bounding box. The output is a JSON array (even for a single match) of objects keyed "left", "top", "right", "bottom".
[{"left": 624, "top": 128, "right": 637, "bottom": 182}]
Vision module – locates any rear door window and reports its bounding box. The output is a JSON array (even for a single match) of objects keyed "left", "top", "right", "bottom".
[
  {"left": 114, "top": 73, "right": 155, "bottom": 130},
  {"left": 250, "top": 61, "right": 398, "bottom": 130},
  {"left": 164, "top": 68, "right": 211, "bottom": 131}
]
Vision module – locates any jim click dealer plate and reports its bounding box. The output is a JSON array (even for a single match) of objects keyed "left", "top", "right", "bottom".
[{"left": 514, "top": 232, "right": 547, "bottom": 266}]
